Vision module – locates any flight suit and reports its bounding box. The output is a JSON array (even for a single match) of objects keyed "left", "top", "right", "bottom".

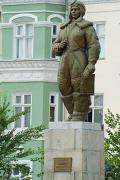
[{"left": 53, "top": 17, "right": 100, "bottom": 120}]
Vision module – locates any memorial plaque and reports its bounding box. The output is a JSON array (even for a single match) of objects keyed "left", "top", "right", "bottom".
[{"left": 54, "top": 157, "right": 72, "bottom": 172}]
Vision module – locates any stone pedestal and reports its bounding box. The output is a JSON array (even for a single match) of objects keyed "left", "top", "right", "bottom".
[{"left": 44, "top": 122, "right": 105, "bottom": 180}]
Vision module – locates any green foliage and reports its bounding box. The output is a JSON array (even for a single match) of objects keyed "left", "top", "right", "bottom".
[
  {"left": 104, "top": 110, "right": 120, "bottom": 180},
  {"left": 0, "top": 98, "right": 44, "bottom": 179}
]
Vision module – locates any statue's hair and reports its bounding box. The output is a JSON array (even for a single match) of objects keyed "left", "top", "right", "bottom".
[{"left": 69, "top": 0, "right": 86, "bottom": 20}]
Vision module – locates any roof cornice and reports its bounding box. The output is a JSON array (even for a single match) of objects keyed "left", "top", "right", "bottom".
[
  {"left": 81, "top": 0, "right": 120, "bottom": 5},
  {"left": 0, "top": 0, "right": 65, "bottom": 5}
]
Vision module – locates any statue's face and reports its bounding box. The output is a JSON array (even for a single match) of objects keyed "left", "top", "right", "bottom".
[{"left": 70, "top": 5, "right": 81, "bottom": 19}]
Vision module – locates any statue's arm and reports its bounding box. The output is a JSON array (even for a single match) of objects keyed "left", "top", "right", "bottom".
[
  {"left": 52, "top": 34, "right": 61, "bottom": 52},
  {"left": 52, "top": 30, "right": 67, "bottom": 56},
  {"left": 83, "top": 26, "right": 101, "bottom": 78}
]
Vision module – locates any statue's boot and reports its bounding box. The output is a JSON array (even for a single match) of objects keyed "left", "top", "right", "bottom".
[
  {"left": 72, "top": 93, "right": 90, "bottom": 121},
  {"left": 61, "top": 94, "right": 74, "bottom": 119}
]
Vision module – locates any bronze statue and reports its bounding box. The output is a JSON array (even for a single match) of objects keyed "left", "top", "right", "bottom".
[{"left": 52, "top": 0, "right": 100, "bottom": 121}]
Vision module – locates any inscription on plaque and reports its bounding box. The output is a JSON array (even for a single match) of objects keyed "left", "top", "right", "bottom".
[{"left": 54, "top": 157, "right": 72, "bottom": 172}]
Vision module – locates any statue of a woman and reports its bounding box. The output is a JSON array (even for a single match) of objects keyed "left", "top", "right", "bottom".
[{"left": 52, "top": 1, "right": 100, "bottom": 121}]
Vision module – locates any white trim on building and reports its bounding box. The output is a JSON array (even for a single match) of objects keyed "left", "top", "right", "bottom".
[
  {"left": 0, "top": 0, "right": 66, "bottom": 5},
  {"left": 11, "top": 160, "right": 32, "bottom": 179},
  {"left": 9, "top": 13, "right": 38, "bottom": 23},
  {"left": 11, "top": 92, "right": 32, "bottom": 130},
  {"left": 49, "top": 92, "right": 59, "bottom": 123},
  {"left": 2, "top": 10, "right": 65, "bottom": 15},
  {"left": 0, "top": 60, "right": 59, "bottom": 83},
  {"left": 47, "top": 14, "right": 65, "bottom": 23}
]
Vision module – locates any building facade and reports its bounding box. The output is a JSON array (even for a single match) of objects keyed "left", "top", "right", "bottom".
[
  {"left": 84, "top": 0, "right": 120, "bottom": 119},
  {"left": 0, "top": 0, "right": 120, "bottom": 179},
  {"left": 0, "top": 0, "right": 65, "bottom": 179}
]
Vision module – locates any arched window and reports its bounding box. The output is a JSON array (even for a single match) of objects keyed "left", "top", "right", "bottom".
[
  {"left": 47, "top": 14, "right": 65, "bottom": 59},
  {"left": 14, "top": 24, "right": 33, "bottom": 59},
  {"left": 10, "top": 14, "right": 37, "bottom": 60},
  {"left": 51, "top": 23, "right": 61, "bottom": 58}
]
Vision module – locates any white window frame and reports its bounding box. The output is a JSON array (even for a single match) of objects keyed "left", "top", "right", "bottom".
[
  {"left": 88, "top": 94, "right": 104, "bottom": 123},
  {"left": 94, "top": 22, "right": 105, "bottom": 60},
  {"left": 12, "top": 93, "right": 32, "bottom": 130},
  {"left": 11, "top": 160, "right": 32, "bottom": 179},
  {"left": 13, "top": 23, "right": 34, "bottom": 60},
  {"left": 51, "top": 23, "right": 60, "bottom": 59},
  {"left": 49, "top": 92, "right": 59, "bottom": 123}
]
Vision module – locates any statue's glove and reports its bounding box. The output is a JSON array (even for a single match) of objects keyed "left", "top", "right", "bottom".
[
  {"left": 83, "top": 63, "right": 95, "bottom": 79},
  {"left": 52, "top": 40, "right": 67, "bottom": 56},
  {"left": 58, "top": 40, "right": 68, "bottom": 51}
]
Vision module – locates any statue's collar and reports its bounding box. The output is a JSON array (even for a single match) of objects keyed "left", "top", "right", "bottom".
[
  {"left": 71, "top": 17, "right": 83, "bottom": 23},
  {"left": 60, "top": 18, "right": 93, "bottom": 29},
  {"left": 72, "top": 18, "right": 93, "bottom": 29}
]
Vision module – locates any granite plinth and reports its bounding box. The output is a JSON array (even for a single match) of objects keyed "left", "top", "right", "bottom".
[{"left": 44, "top": 122, "right": 105, "bottom": 180}]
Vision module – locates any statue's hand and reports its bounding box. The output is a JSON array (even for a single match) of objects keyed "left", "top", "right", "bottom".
[
  {"left": 83, "top": 63, "right": 95, "bottom": 79},
  {"left": 58, "top": 40, "right": 68, "bottom": 50}
]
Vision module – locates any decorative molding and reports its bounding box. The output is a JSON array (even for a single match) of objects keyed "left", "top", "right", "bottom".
[
  {"left": 0, "top": 0, "right": 65, "bottom": 5},
  {"left": 47, "top": 14, "right": 65, "bottom": 23},
  {"left": 87, "top": 9, "right": 120, "bottom": 14},
  {"left": 34, "top": 21, "right": 52, "bottom": 28},
  {"left": 0, "top": 0, "right": 120, "bottom": 6},
  {"left": 83, "top": 0, "right": 120, "bottom": 4},
  {"left": 9, "top": 13, "right": 38, "bottom": 23},
  {"left": 69, "top": 0, "right": 120, "bottom": 5},
  {"left": 0, "top": 23, "right": 13, "bottom": 29},
  {"left": 0, "top": 21, "right": 52, "bottom": 28},
  {"left": 2, "top": 10, "right": 65, "bottom": 15},
  {"left": 0, "top": 21, "right": 52, "bottom": 29},
  {"left": 0, "top": 60, "right": 59, "bottom": 83}
]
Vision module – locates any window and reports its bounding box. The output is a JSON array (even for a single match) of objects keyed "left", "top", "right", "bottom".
[
  {"left": 49, "top": 93, "right": 58, "bottom": 122},
  {"left": 13, "top": 93, "right": 32, "bottom": 128},
  {"left": 94, "top": 23, "right": 105, "bottom": 59},
  {"left": 15, "top": 24, "right": 33, "bottom": 59},
  {"left": 11, "top": 160, "right": 32, "bottom": 179},
  {"left": 87, "top": 94, "right": 104, "bottom": 124},
  {"left": 52, "top": 24, "right": 60, "bottom": 58}
]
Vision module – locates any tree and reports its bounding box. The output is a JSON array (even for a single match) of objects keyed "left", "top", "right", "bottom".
[
  {"left": 0, "top": 97, "right": 44, "bottom": 179},
  {"left": 104, "top": 110, "right": 120, "bottom": 180}
]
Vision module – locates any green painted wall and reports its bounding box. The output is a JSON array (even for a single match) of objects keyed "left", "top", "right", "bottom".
[
  {"left": 24, "top": 140, "right": 44, "bottom": 180},
  {"left": 12, "top": 16, "right": 35, "bottom": 23},
  {"left": 43, "top": 82, "right": 63, "bottom": 126},
  {"left": 3, "top": 12, "right": 46, "bottom": 22},
  {"left": 2, "top": 24, "right": 52, "bottom": 60},
  {"left": 0, "top": 81, "right": 63, "bottom": 179},
  {"left": 0, "top": 1, "right": 65, "bottom": 178},
  {"left": 0, "top": 81, "right": 62, "bottom": 126},
  {"left": 2, "top": 28, "right": 13, "bottom": 60},
  {"left": 0, "top": 29, "right": 2, "bottom": 60},
  {"left": 2, "top": 3, "right": 65, "bottom": 23},
  {"left": 50, "top": 17, "right": 63, "bottom": 23},
  {"left": 2, "top": 24, "right": 58, "bottom": 60},
  {"left": 1, "top": 2, "right": 65, "bottom": 60},
  {"left": 2, "top": 3, "right": 65, "bottom": 13},
  {"left": 0, "top": 82, "right": 44, "bottom": 124},
  {"left": 34, "top": 26, "right": 51, "bottom": 59},
  {"left": 44, "top": 27, "right": 52, "bottom": 59},
  {"left": 34, "top": 27, "right": 45, "bottom": 59}
]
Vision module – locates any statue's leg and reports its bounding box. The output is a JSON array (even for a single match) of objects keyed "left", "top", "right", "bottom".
[
  {"left": 58, "top": 76, "right": 73, "bottom": 117},
  {"left": 61, "top": 94, "right": 73, "bottom": 116},
  {"left": 71, "top": 77, "right": 91, "bottom": 121},
  {"left": 72, "top": 92, "right": 91, "bottom": 121},
  {"left": 69, "top": 52, "right": 91, "bottom": 121},
  {"left": 57, "top": 56, "right": 74, "bottom": 117}
]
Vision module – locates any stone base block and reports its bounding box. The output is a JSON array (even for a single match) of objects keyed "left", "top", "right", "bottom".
[{"left": 44, "top": 122, "right": 105, "bottom": 180}]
